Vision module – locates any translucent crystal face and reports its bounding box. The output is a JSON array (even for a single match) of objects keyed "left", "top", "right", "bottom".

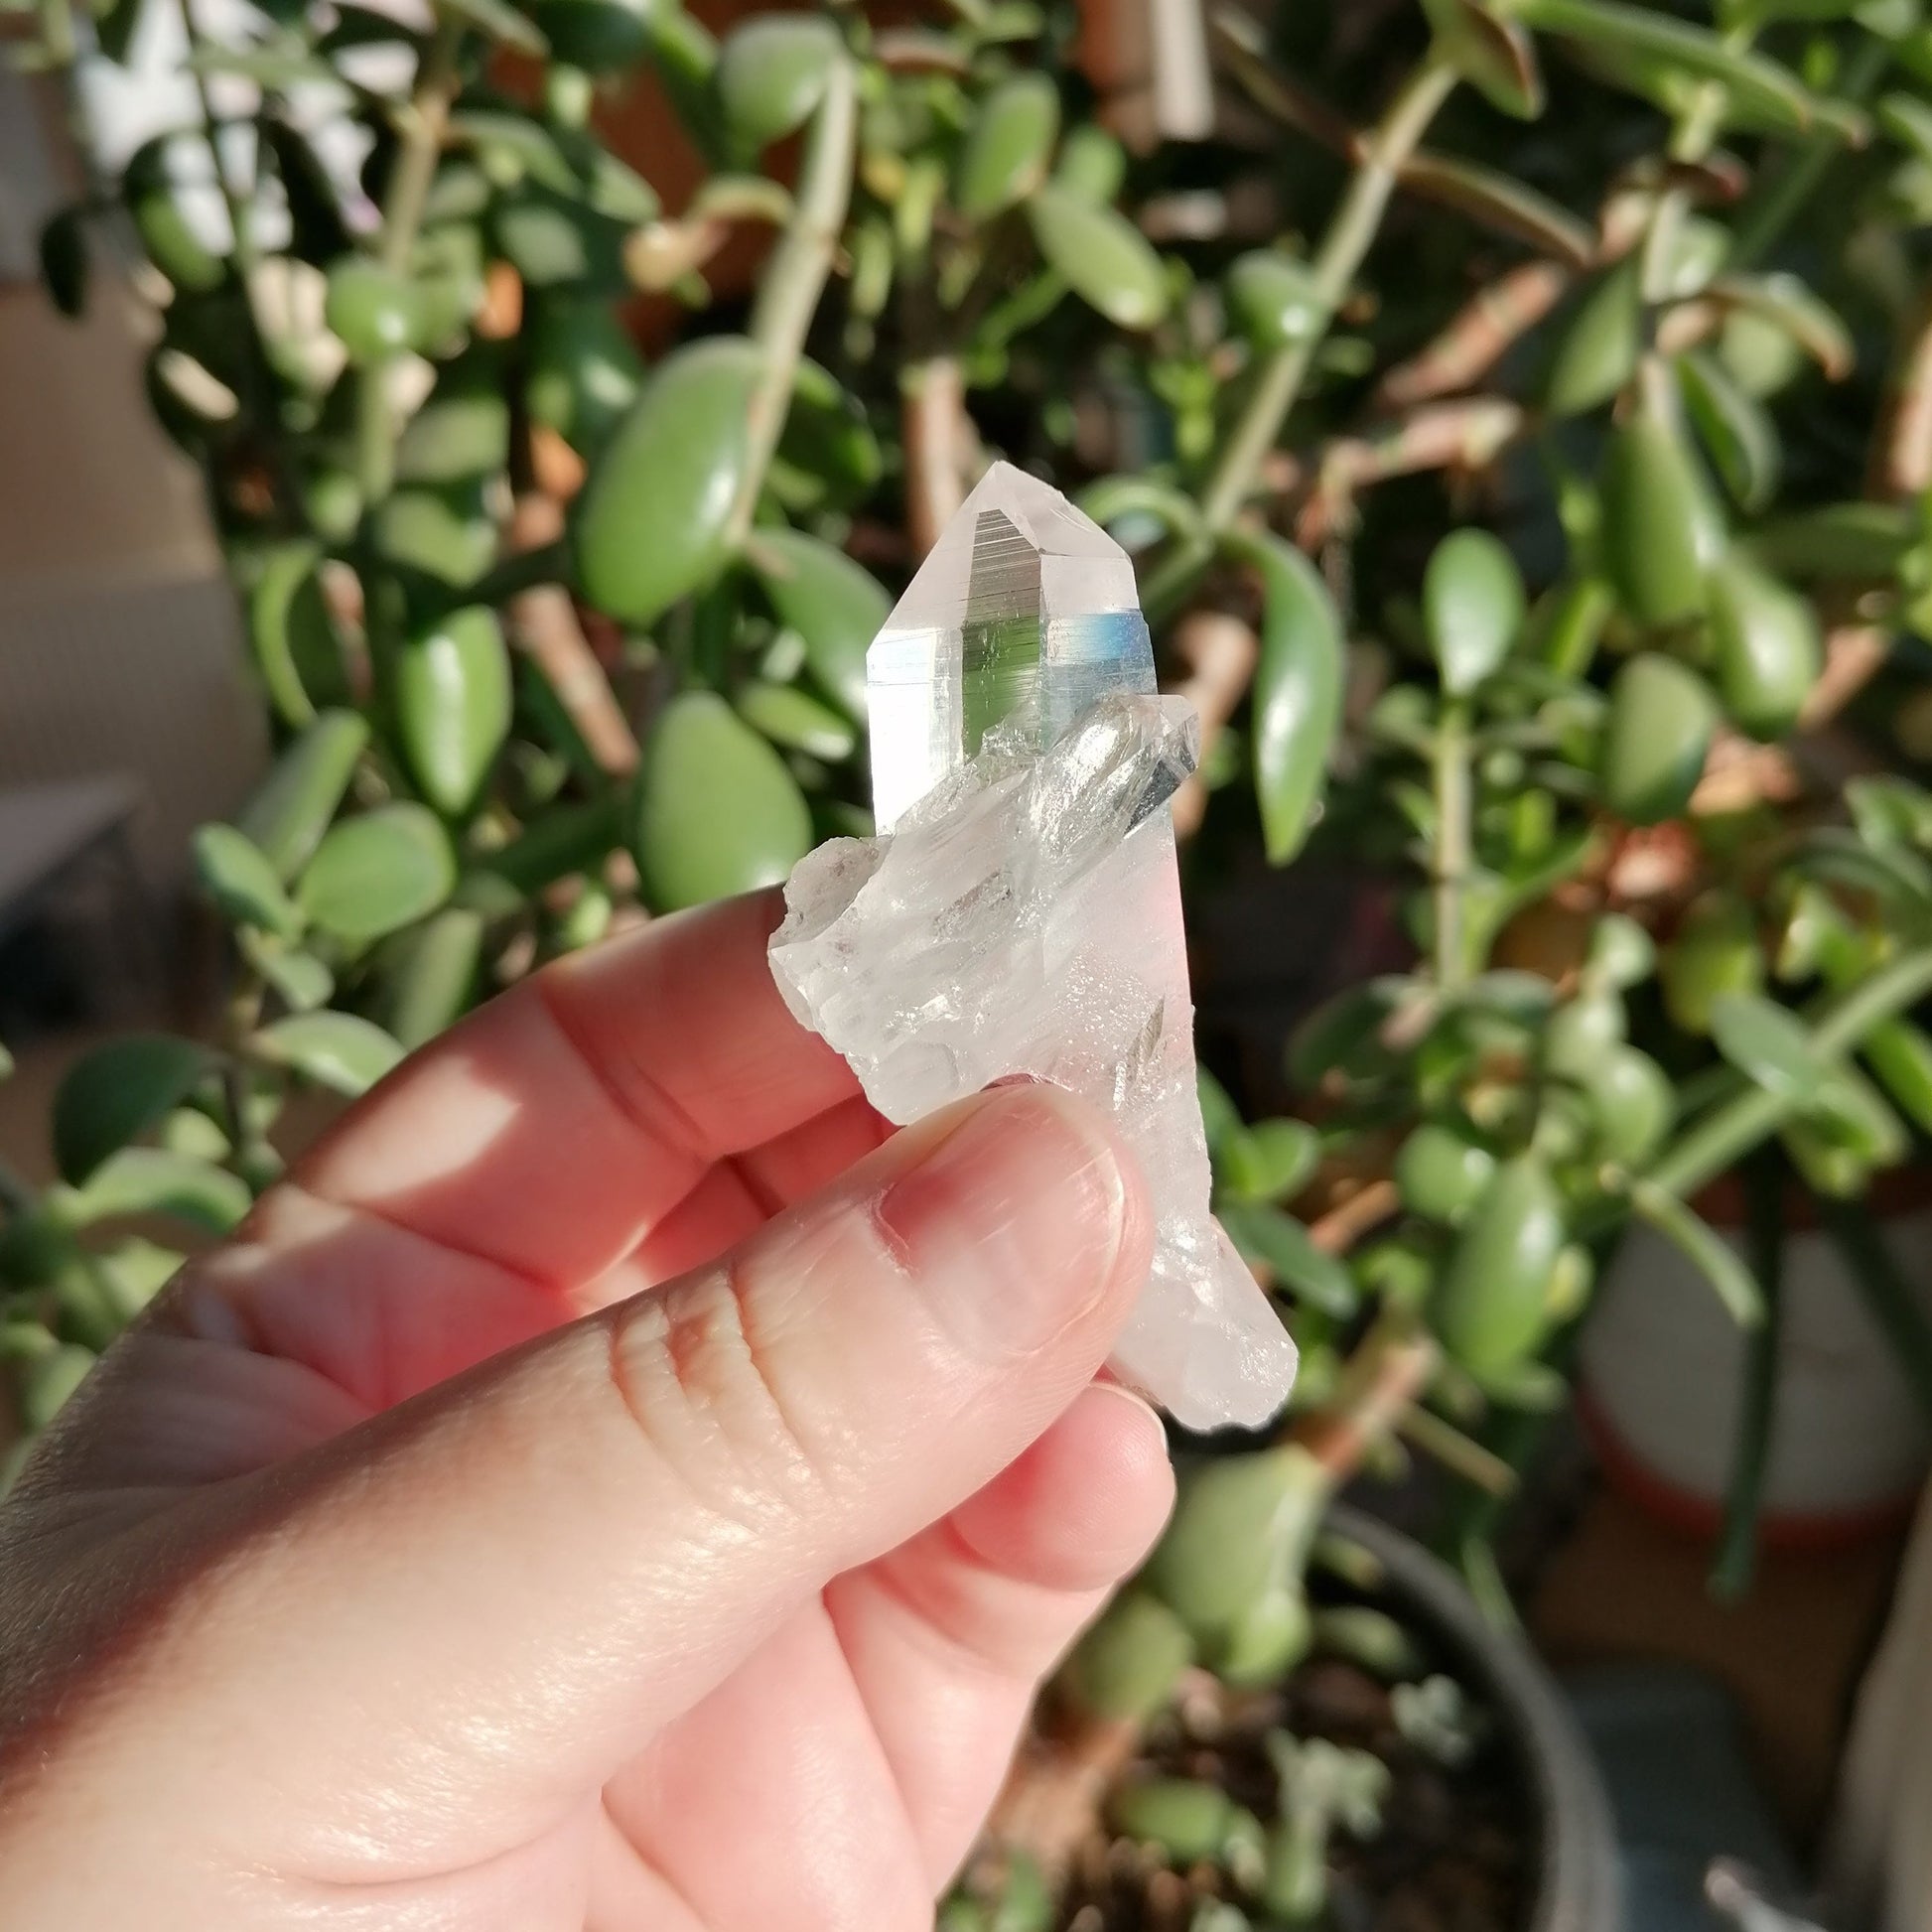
[
  {"left": 770, "top": 463, "right": 1298, "bottom": 1431},
  {"left": 868, "top": 464, "right": 1153, "bottom": 832}
]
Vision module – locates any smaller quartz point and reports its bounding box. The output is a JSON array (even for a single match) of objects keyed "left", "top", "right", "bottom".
[{"left": 769, "top": 464, "right": 1297, "bottom": 1430}]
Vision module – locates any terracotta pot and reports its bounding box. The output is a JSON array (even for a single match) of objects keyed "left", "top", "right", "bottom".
[{"left": 1578, "top": 1169, "right": 1932, "bottom": 1547}]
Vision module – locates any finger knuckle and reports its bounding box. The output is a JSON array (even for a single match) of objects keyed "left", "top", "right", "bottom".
[{"left": 605, "top": 1256, "right": 831, "bottom": 1531}]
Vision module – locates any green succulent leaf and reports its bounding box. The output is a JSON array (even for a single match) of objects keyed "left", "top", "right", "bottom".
[
  {"left": 1581, "top": 1044, "right": 1675, "bottom": 1165},
  {"left": 1227, "top": 531, "right": 1343, "bottom": 866},
  {"left": 1879, "top": 90, "right": 1932, "bottom": 166},
  {"left": 298, "top": 804, "right": 459, "bottom": 944},
  {"left": 1107, "top": 1779, "right": 1234, "bottom": 1863},
  {"left": 246, "top": 541, "right": 347, "bottom": 730},
  {"left": 1025, "top": 186, "right": 1169, "bottom": 331},
  {"left": 1395, "top": 1122, "right": 1496, "bottom": 1222},
  {"left": 1709, "top": 556, "right": 1821, "bottom": 742},
  {"left": 630, "top": 691, "right": 813, "bottom": 910},
  {"left": 1225, "top": 251, "right": 1323, "bottom": 351},
  {"left": 1678, "top": 350, "right": 1780, "bottom": 514},
  {"left": 1513, "top": 0, "right": 1821, "bottom": 134},
  {"left": 1404, "top": 154, "right": 1589, "bottom": 262},
  {"left": 253, "top": 1012, "right": 406, "bottom": 1096},
  {"left": 241, "top": 933, "right": 336, "bottom": 1013},
  {"left": 1217, "top": 1118, "right": 1321, "bottom": 1204},
  {"left": 1052, "top": 123, "right": 1127, "bottom": 203},
  {"left": 525, "top": 299, "right": 646, "bottom": 453},
  {"left": 714, "top": 13, "right": 841, "bottom": 152},
  {"left": 53, "top": 1035, "right": 215, "bottom": 1184},
  {"left": 954, "top": 71, "right": 1060, "bottom": 220},
  {"left": 1742, "top": 502, "right": 1913, "bottom": 581},
  {"left": 395, "top": 367, "right": 512, "bottom": 484},
  {"left": 96, "top": 1237, "right": 188, "bottom": 1317},
  {"left": 521, "top": 0, "right": 655, "bottom": 71},
  {"left": 1543, "top": 259, "right": 1641, "bottom": 419},
  {"left": 64, "top": 1149, "right": 251, "bottom": 1236},
  {"left": 748, "top": 527, "right": 889, "bottom": 720},
  {"left": 1220, "top": 1202, "right": 1357, "bottom": 1315},
  {"left": 1148, "top": 1448, "right": 1319, "bottom": 1638},
  {"left": 1662, "top": 895, "right": 1763, "bottom": 1035},
  {"left": 736, "top": 681, "right": 858, "bottom": 760},
  {"left": 16, "top": 1342, "right": 96, "bottom": 1432},
  {"left": 1197, "top": 1067, "right": 1242, "bottom": 1156},
  {"left": 1433, "top": 1154, "right": 1566, "bottom": 1378},
  {"left": 1424, "top": 0, "right": 1545, "bottom": 117},
  {"left": 394, "top": 607, "right": 513, "bottom": 818},
  {"left": 1597, "top": 652, "right": 1718, "bottom": 825},
  {"left": 124, "top": 133, "right": 227, "bottom": 294},
  {"left": 1597, "top": 406, "right": 1725, "bottom": 627},
  {"left": 1629, "top": 1178, "right": 1765, "bottom": 1326},
  {"left": 380, "top": 907, "right": 486, "bottom": 1049},
  {"left": 373, "top": 482, "right": 497, "bottom": 592},
  {"left": 573, "top": 336, "right": 764, "bottom": 626},
  {"left": 325, "top": 257, "right": 428, "bottom": 361},
  {"left": 1424, "top": 529, "right": 1525, "bottom": 696},
  {"left": 1709, "top": 992, "right": 1829, "bottom": 1104},
  {"left": 1289, "top": 978, "right": 1414, "bottom": 1091},
  {"left": 237, "top": 710, "right": 369, "bottom": 881},
  {"left": 193, "top": 823, "right": 304, "bottom": 939},
  {"left": 1709, "top": 273, "right": 1854, "bottom": 382},
  {"left": 1063, "top": 1591, "right": 1194, "bottom": 1722}
]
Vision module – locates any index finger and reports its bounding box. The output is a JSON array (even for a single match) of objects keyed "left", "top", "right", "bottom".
[{"left": 289, "top": 889, "right": 861, "bottom": 1291}]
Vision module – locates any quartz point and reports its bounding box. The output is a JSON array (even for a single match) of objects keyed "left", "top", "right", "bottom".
[{"left": 768, "top": 463, "right": 1298, "bottom": 1430}]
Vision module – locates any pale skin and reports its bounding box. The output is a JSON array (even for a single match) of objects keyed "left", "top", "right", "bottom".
[{"left": 0, "top": 890, "right": 1174, "bottom": 1930}]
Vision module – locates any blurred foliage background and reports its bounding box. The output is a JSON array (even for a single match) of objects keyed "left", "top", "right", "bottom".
[{"left": 8, "top": 0, "right": 1932, "bottom": 1916}]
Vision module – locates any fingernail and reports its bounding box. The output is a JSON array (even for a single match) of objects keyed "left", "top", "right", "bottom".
[
  {"left": 876, "top": 1085, "right": 1130, "bottom": 1359},
  {"left": 1088, "top": 1377, "right": 1168, "bottom": 1449}
]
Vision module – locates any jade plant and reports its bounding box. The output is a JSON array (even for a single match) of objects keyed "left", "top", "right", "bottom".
[{"left": 11, "top": 0, "right": 1932, "bottom": 1916}]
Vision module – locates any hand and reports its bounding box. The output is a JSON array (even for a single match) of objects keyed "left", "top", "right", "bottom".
[{"left": 0, "top": 892, "right": 1172, "bottom": 1930}]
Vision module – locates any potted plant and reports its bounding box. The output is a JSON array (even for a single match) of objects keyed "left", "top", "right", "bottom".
[{"left": 10, "top": 0, "right": 1932, "bottom": 1923}]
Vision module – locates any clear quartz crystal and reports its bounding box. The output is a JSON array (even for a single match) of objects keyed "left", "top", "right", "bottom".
[{"left": 768, "top": 463, "right": 1297, "bottom": 1430}]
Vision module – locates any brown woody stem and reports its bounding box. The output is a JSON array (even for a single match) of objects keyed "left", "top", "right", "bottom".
[
  {"left": 1873, "top": 291, "right": 1932, "bottom": 500},
  {"left": 504, "top": 495, "right": 639, "bottom": 776},
  {"left": 1376, "top": 263, "right": 1571, "bottom": 411},
  {"left": 1169, "top": 611, "right": 1259, "bottom": 840},
  {"left": 902, "top": 357, "right": 971, "bottom": 560}
]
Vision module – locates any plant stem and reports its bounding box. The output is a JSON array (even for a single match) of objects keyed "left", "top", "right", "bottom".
[
  {"left": 1818, "top": 1194, "right": 1932, "bottom": 1428},
  {"left": 181, "top": 0, "right": 258, "bottom": 278},
  {"left": 1398, "top": 1401, "right": 1517, "bottom": 1496},
  {"left": 1632, "top": 43, "right": 1738, "bottom": 319},
  {"left": 1873, "top": 289, "right": 1932, "bottom": 500},
  {"left": 1642, "top": 946, "right": 1932, "bottom": 1204},
  {"left": 1430, "top": 697, "right": 1472, "bottom": 992},
  {"left": 902, "top": 356, "right": 970, "bottom": 559},
  {"left": 379, "top": 18, "right": 464, "bottom": 276},
  {"left": 728, "top": 54, "right": 858, "bottom": 545},
  {"left": 1711, "top": 1156, "right": 1785, "bottom": 1600},
  {"left": 1203, "top": 54, "right": 1455, "bottom": 534},
  {"left": 1292, "top": 1308, "right": 1440, "bottom": 1474},
  {"left": 1730, "top": 35, "right": 1889, "bottom": 270},
  {"left": 1142, "top": 55, "right": 1456, "bottom": 618},
  {"left": 355, "top": 14, "right": 465, "bottom": 505}
]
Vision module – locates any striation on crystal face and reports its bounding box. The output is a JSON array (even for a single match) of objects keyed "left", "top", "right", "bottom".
[{"left": 769, "top": 463, "right": 1297, "bottom": 1431}]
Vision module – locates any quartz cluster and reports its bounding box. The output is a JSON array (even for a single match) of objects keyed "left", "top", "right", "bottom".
[{"left": 768, "top": 463, "right": 1297, "bottom": 1431}]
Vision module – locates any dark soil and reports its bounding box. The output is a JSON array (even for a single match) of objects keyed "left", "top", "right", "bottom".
[{"left": 1054, "top": 1651, "right": 1530, "bottom": 1932}]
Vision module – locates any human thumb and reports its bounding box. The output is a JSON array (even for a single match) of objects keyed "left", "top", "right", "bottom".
[{"left": 126, "top": 1082, "right": 1152, "bottom": 1874}]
